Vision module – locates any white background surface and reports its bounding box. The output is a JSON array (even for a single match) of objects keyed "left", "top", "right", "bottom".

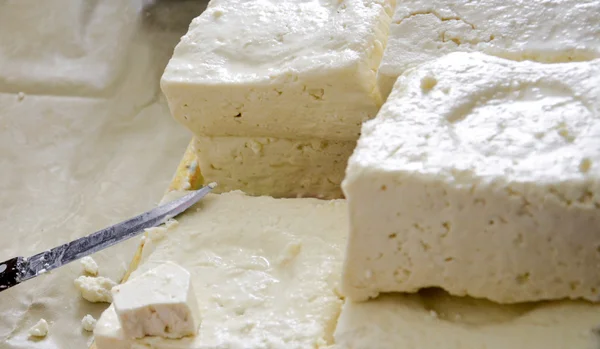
[{"left": 0, "top": 1, "right": 208, "bottom": 348}]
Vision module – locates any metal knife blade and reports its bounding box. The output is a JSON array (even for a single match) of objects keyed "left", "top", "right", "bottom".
[{"left": 0, "top": 183, "right": 216, "bottom": 292}]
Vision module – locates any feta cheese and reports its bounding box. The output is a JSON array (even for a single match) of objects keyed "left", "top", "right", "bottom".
[
  {"left": 378, "top": 0, "right": 600, "bottom": 98},
  {"left": 111, "top": 262, "right": 201, "bottom": 339},
  {"left": 94, "top": 306, "right": 131, "bottom": 349},
  {"left": 81, "top": 314, "right": 97, "bottom": 332},
  {"left": 74, "top": 276, "right": 117, "bottom": 303},
  {"left": 28, "top": 319, "right": 49, "bottom": 338},
  {"left": 342, "top": 52, "right": 600, "bottom": 303},
  {"left": 334, "top": 291, "right": 600, "bottom": 349},
  {"left": 161, "top": 0, "right": 394, "bottom": 141},
  {"left": 80, "top": 256, "right": 99, "bottom": 276},
  {"left": 95, "top": 191, "right": 347, "bottom": 348},
  {"left": 194, "top": 136, "right": 355, "bottom": 199}
]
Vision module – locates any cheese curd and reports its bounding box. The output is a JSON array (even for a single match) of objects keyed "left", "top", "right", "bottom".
[
  {"left": 111, "top": 262, "right": 201, "bottom": 339},
  {"left": 74, "top": 276, "right": 117, "bottom": 303},
  {"left": 378, "top": 0, "right": 600, "bottom": 97},
  {"left": 95, "top": 191, "right": 347, "bottom": 348},
  {"left": 342, "top": 52, "right": 600, "bottom": 303},
  {"left": 161, "top": 0, "right": 394, "bottom": 141},
  {"left": 194, "top": 136, "right": 355, "bottom": 199}
]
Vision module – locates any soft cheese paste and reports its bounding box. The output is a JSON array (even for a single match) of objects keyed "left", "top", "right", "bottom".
[
  {"left": 342, "top": 52, "right": 600, "bottom": 303},
  {"left": 0, "top": 1, "right": 208, "bottom": 348},
  {"left": 94, "top": 191, "right": 347, "bottom": 349},
  {"left": 377, "top": 0, "right": 600, "bottom": 97}
]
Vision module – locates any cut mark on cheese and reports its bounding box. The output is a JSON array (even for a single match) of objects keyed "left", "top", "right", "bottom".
[{"left": 419, "top": 288, "right": 537, "bottom": 326}]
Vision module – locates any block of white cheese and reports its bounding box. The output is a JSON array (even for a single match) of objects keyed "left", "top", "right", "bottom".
[
  {"left": 111, "top": 262, "right": 201, "bottom": 339},
  {"left": 378, "top": 0, "right": 600, "bottom": 98},
  {"left": 161, "top": 0, "right": 394, "bottom": 141},
  {"left": 333, "top": 290, "right": 600, "bottom": 349},
  {"left": 95, "top": 191, "right": 347, "bottom": 348},
  {"left": 342, "top": 52, "right": 600, "bottom": 303},
  {"left": 194, "top": 136, "right": 356, "bottom": 199}
]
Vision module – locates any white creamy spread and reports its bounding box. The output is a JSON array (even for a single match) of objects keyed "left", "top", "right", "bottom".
[
  {"left": 94, "top": 191, "right": 347, "bottom": 349},
  {"left": 80, "top": 257, "right": 99, "bottom": 276},
  {"left": 111, "top": 262, "right": 201, "bottom": 339},
  {"left": 334, "top": 290, "right": 600, "bottom": 349},
  {"left": 194, "top": 136, "right": 355, "bottom": 199},
  {"left": 377, "top": 0, "right": 600, "bottom": 97},
  {"left": 74, "top": 276, "right": 117, "bottom": 303},
  {"left": 161, "top": 0, "right": 394, "bottom": 141},
  {"left": 81, "top": 315, "right": 97, "bottom": 332},
  {"left": 28, "top": 319, "right": 49, "bottom": 338},
  {"left": 342, "top": 52, "right": 600, "bottom": 303},
  {"left": 0, "top": 2, "right": 205, "bottom": 348}
]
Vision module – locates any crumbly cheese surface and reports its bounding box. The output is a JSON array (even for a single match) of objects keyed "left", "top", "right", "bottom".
[
  {"left": 161, "top": 0, "right": 394, "bottom": 141},
  {"left": 74, "top": 276, "right": 117, "bottom": 303},
  {"left": 342, "top": 52, "right": 600, "bottom": 303},
  {"left": 95, "top": 192, "right": 347, "bottom": 349},
  {"left": 194, "top": 137, "right": 355, "bottom": 199},
  {"left": 111, "top": 262, "right": 201, "bottom": 339},
  {"left": 28, "top": 319, "right": 49, "bottom": 338},
  {"left": 333, "top": 290, "right": 600, "bottom": 349},
  {"left": 377, "top": 0, "right": 600, "bottom": 97}
]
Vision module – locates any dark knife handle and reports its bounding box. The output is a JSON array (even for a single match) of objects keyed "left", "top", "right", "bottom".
[{"left": 0, "top": 257, "right": 22, "bottom": 292}]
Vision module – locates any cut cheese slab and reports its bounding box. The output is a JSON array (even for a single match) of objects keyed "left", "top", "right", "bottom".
[
  {"left": 342, "top": 52, "right": 600, "bottom": 303},
  {"left": 161, "top": 0, "right": 394, "bottom": 141},
  {"left": 111, "top": 262, "right": 201, "bottom": 339},
  {"left": 95, "top": 191, "right": 347, "bottom": 348},
  {"left": 194, "top": 136, "right": 355, "bottom": 199},
  {"left": 378, "top": 0, "right": 600, "bottom": 97},
  {"left": 334, "top": 290, "right": 600, "bottom": 349}
]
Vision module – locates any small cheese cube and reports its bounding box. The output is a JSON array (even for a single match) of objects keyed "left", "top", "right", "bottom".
[
  {"left": 377, "top": 0, "right": 600, "bottom": 98},
  {"left": 194, "top": 136, "right": 356, "bottom": 199},
  {"left": 161, "top": 0, "right": 395, "bottom": 141},
  {"left": 111, "top": 262, "right": 201, "bottom": 339},
  {"left": 342, "top": 52, "right": 600, "bottom": 303}
]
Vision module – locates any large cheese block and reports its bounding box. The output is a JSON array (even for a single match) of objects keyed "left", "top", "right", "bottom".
[
  {"left": 342, "top": 52, "right": 600, "bottom": 303},
  {"left": 378, "top": 0, "right": 600, "bottom": 97},
  {"left": 161, "top": 0, "right": 394, "bottom": 141},
  {"left": 194, "top": 136, "right": 355, "bottom": 199},
  {"left": 334, "top": 290, "right": 600, "bottom": 349},
  {"left": 95, "top": 191, "right": 347, "bottom": 348}
]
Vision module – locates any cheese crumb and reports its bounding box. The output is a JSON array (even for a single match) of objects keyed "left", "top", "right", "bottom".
[
  {"left": 80, "top": 256, "right": 99, "bottom": 276},
  {"left": 28, "top": 319, "right": 49, "bottom": 338},
  {"left": 74, "top": 276, "right": 117, "bottom": 303},
  {"left": 81, "top": 314, "right": 97, "bottom": 332}
]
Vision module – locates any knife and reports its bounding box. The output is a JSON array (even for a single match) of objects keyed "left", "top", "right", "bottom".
[{"left": 0, "top": 183, "right": 216, "bottom": 292}]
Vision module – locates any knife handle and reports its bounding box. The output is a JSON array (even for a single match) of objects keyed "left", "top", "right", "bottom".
[{"left": 0, "top": 257, "right": 22, "bottom": 292}]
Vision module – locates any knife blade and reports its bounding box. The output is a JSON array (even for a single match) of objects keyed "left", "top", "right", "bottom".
[{"left": 0, "top": 183, "right": 216, "bottom": 292}]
